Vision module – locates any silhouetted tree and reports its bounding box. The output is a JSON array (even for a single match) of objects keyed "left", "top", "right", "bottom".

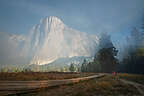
[
  {"left": 97, "top": 33, "right": 118, "bottom": 73},
  {"left": 81, "top": 59, "right": 87, "bottom": 72},
  {"left": 86, "top": 60, "right": 101, "bottom": 73},
  {"left": 69, "top": 63, "right": 75, "bottom": 72},
  {"left": 121, "top": 25, "right": 144, "bottom": 74},
  {"left": 97, "top": 47, "right": 118, "bottom": 73},
  {"left": 87, "top": 62, "right": 93, "bottom": 72}
]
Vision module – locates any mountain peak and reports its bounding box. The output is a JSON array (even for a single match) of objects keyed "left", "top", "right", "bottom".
[
  {"left": 49, "top": 16, "right": 61, "bottom": 21},
  {"left": 39, "top": 16, "right": 64, "bottom": 25},
  {"left": 28, "top": 16, "right": 99, "bottom": 65},
  {"left": 42, "top": 16, "right": 63, "bottom": 25}
]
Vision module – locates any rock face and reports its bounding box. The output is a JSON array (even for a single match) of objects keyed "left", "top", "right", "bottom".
[
  {"left": 0, "top": 16, "right": 99, "bottom": 66},
  {"left": 28, "top": 16, "right": 99, "bottom": 65}
]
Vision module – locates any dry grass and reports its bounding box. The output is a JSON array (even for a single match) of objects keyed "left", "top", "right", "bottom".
[
  {"left": 24, "top": 75, "right": 140, "bottom": 96},
  {"left": 118, "top": 73, "right": 144, "bottom": 85},
  {"left": 0, "top": 72, "right": 95, "bottom": 81}
]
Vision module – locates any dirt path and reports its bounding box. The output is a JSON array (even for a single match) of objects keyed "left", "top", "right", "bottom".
[
  {"left": 0, "top": 74, "right": 105, "bottom": 96},
  {"left": 120, "top": 79, "right": 144, "bottom": 95}
]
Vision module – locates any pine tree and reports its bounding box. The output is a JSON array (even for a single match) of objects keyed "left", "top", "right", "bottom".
[
  {"left": 97, "top": 33, "right": 118, "bottom": 73},
  {"left": 69, "top": 63, "right": 75, "bottom": 72},
  {"left": 81, "top": 59, "right": 87, "bottom": 72},
  {"left": 121, "top": 26, "right": 144, "bottom": 74}
]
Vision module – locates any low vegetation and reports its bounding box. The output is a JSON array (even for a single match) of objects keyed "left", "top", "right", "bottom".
[
  {"left": 23, "top": 75, "right": 140, "bottom": 96},
  {"left": 118, "top": 73, "right": 144, "bottom": 85},
  {"left": 0, "top": 72, "right": 95, "bottom": 81}
]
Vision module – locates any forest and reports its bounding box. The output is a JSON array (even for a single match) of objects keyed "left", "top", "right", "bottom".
[{"left": 69, "top": 24, "right": 144, "bottom": 74}]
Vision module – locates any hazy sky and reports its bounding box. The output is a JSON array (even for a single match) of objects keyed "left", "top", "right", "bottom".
[{"left": 0, "top": 0, "right": 144, "bottom": 46}]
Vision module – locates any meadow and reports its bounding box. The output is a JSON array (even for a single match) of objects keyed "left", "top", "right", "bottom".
[
  {"left": 0, "top": 72, "right": 95, "bottom": 81},
  {"left": 118, "top": 73, "right": 144, "bottom": 85},
  {"left": 22, "top": 75, "right": 141, "bottom": 96}
]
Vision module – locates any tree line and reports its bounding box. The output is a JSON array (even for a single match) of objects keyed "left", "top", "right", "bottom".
[
  {"left": 119, "top": 24, "right": 144, "bottom": 74},
  {"left": 1, "top": 24, "right": 143, "bottom": 74},
  {"left": 69, "top": 32, "right": 119, "bottom": 73},
  {"left": 69, "top": 24, "right": 144, "bottom": 74}
]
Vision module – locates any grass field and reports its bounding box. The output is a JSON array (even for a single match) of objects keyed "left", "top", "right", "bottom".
[
  {"left": 118, "top": 73, "right": 144, "bottom": 85},
  {"left": 19, "top": 75, "right": 140, "bottom": 96},
  {"left": 0, "top": 72, "right": 95, "bottom": 81},
  {"left": 1, "top": 73, "right": 143, "bottom": 96}
]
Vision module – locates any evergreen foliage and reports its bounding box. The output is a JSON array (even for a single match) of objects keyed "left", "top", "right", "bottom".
[
  {"left": 121, "top": 25, "right": 144, "bottom": 74},
  {"left": 69, "top": 63, "right": 75, "bottom": 72}
]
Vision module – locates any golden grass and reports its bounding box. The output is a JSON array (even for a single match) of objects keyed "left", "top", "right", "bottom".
[
  {"left": 0, "top": 72, "right": 95, "bottom": 81},
  {"left": 25, "top": 75, "right": 140, "bottom": 96}
]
